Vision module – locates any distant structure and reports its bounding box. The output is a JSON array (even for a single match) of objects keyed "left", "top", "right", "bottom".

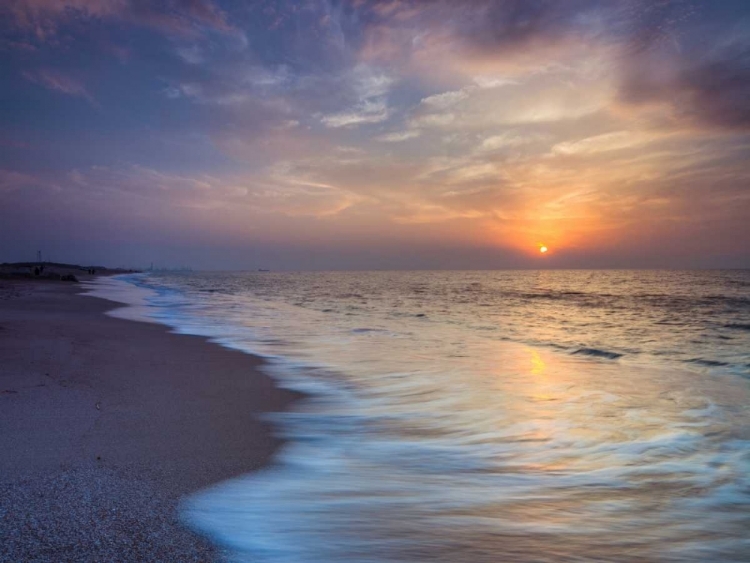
[
  {"left": 147, "top": 264, "right": 193, "bottom": 273},
  {"left": 37, "top": 250, "right": 42, "bottom": 263}
]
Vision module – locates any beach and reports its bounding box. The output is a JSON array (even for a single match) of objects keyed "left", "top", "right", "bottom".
[
  {"left": 2, "top": 271, "right": 749, "bottom": 563},
  {"left": 0, "top": 279, "right": 302, "bottom": 562}
]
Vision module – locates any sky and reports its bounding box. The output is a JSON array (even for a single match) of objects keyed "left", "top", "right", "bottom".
[{"left": 1, "top": 0, "right": 749, "bottom": 270}]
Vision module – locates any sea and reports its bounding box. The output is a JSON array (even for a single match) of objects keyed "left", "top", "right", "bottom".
[{"left": 84, "top": 270, "right": 750, "bottom": 563}]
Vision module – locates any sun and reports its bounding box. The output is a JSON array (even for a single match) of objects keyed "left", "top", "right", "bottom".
[{"left": 540, "top": 246, "right": 548, "bottom": 254}]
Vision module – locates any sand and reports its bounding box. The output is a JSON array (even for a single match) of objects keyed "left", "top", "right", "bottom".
[{"left": 0, "top": 279, "right": 303, "bottom": 562}]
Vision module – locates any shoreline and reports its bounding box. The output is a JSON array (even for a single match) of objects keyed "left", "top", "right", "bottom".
[{"left": 0, "top": 279, "right": 304, "bottom": 562}]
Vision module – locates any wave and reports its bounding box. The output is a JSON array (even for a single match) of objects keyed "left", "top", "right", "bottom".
[
  {"left": 571, "top": 347, "right": 623, "bottom": 360},
  {"left": 686, "top": 358, "right": 730, "bottom": 368}
]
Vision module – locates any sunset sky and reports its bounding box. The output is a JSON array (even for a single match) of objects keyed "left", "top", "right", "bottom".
[{"left": 1, "top": 0, "right": 749, "bottom": 269}]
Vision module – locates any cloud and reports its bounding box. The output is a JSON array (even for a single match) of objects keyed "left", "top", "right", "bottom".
[
  {"left": 619, "top": 32, "right": 750, "bottom": 130},
  {"left": 176, "top": 44, "right": 205, "bottom": 64},
  {"left": 473, "top": 75, "right": 518, "bottom": 89},
  {"left": 22, "top": 69, "right": 97, "bottom": 105},
  {"left": 376, "top": 130, "right": 421, "bottom": 142},
  {"left": 420, "top": 88, "right": 471, "bottom": 110},
  {"left": 552, "top": 131, "right": 656, "bottom": 155},
  {"left": 353, "top": 0, "right": 750, "bottom": 135},
  {"left": 321, "top": 99, "right": 390, "bottom": 128},
  {"left": 44, "top": 163, "right": 364, "bottom": 219},
  {"left": 0, "top": 169, "right": 36, "bottom": 193},
  {"left": 319, "top": 64, "right": 395, "bottom": 128},
  {"left": 3, "top": 0, "right": 238, "bottom": 41},
  {"left": 352, "top": 64, "right": 394, "bottom": 98},
  {"left": 480, "top": 131, "right": 547, "bottom": 152},
  {"left": 356, "top": 0, "right": 615, "bottom": 80},
  {"left": 409, "top": 66, "right": 610, "bottom": 131}
]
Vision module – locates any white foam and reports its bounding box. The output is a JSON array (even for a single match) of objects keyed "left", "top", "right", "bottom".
[{"left": 81, "top": 275, "right": 163, "bottom": 324}]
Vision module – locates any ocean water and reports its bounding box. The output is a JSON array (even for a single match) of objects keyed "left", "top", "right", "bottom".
[{"left": 85, "top": 270, "right": 750, "bottom": 562}]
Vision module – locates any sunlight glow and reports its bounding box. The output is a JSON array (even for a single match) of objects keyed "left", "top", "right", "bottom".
[{"left": 529, "top": 349, "right": 547, "bottom": 376}]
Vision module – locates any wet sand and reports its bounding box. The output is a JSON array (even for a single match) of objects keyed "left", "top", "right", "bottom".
[{"left": 0, "top": 280, "right": 302, "bottom": 562}]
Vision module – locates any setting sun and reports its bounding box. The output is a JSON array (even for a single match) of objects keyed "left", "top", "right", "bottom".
[{"left": 540, "top": 246, "right": 549, "bottom": 254}]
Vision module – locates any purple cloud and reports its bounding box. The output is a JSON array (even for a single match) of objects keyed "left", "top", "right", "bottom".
[{"left": 3, "top": 0, "right": 238, "bottom": 41}]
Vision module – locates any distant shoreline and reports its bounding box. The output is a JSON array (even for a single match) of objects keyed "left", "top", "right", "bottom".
[
  {"left": 0, "top": 278, "right": 303, "bottom": 561},
  {"left": 0, "top": 262, "right": 140, "bottom": 283}
]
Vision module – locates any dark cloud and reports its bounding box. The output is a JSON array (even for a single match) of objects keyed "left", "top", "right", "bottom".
[
  {"left": 621, "top": 38, "right": 750, "bottom": 130},
  {"left": 446, "top": 0, "right": 605, "bottom": 51},
  {"left": 614, "top": 0, "right": 750, "bottom": 131},
  {"left": 344, "top": 0, "right": 612, "bottom": 59},
  {"left": 682, "top": 52, "right": 750, "bottom": 129}
]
